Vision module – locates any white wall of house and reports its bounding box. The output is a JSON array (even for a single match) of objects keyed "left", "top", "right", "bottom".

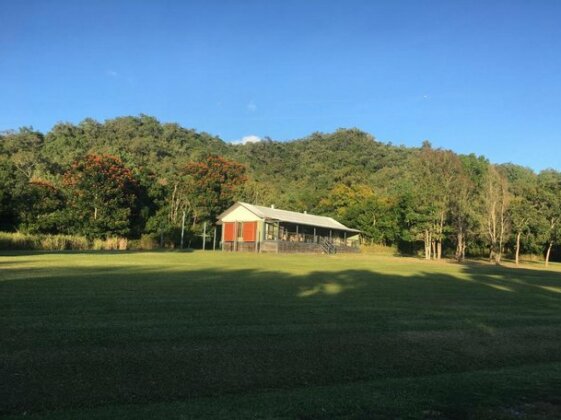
[{"left": 221, "top": 205, "right": 263, "bottom": 223}]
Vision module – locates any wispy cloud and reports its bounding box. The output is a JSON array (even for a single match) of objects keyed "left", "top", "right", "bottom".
[
  {"left": 231, "top": 135, "right": 262, "bottom": 145},
  {"left": 247, "top": 100, "right": 257, "bottom": 112},
  {"left": 105, "top": 69, "right": 136, "bottom": 86}
]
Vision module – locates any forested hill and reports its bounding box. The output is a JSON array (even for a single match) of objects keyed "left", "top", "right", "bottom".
[
  {"left": 2, "top": 114, "right": 561, "bottom": 263},
  {"left": 1, "top": 114, "right": 413, "bottom": 211},
  {"left": 1, "top": 115, "right": 228, "bottom": 177},
  {"left": 229, "top": 128, "right": 413, "bottom": 209}
]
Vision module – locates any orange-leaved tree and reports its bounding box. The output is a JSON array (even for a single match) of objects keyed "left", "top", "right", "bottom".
[
  {"left": 63, "top": 154, "right": 139, "bottom": 238},
  {"left": 173, "top": 155, "right": 247, "bottom": 228}
]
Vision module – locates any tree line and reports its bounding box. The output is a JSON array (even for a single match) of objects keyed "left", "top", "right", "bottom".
[{"left": 1, "top": 115, "right": 560, "bottom": 263}]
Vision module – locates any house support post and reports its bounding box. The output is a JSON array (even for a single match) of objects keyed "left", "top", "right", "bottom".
[
  {"left": 234, "top": 222, "right": 238, "bottom": 252},
  {"left": 261, "top": 221, "right": 266, "bottom": 253},
  {"left": 255, "top": 222, "right": 259, "bottom": 253}
]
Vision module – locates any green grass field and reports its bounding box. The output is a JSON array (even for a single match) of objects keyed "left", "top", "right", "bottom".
[{"left": 1, "top": 252, "right": 561, "bottom": 419}]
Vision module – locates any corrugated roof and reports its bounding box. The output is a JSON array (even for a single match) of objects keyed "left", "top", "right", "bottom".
[{"left": 223, "top": 202, "right": 360, "bottom": 233}]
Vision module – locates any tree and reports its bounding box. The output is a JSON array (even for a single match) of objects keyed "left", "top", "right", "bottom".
[
  {"left": 18, "top": 180, "right": 66, "bottom": 234},
  {"left": 449, "top": 168, "right": 475, "bottom": 262},
  {"left": 0, "top": 157, "right": 28, "bottom": 231},
  {"left": 318, "top": 183, "right": 398, "bottom": 245},
  {"left": 501, "top": 164, "right": 539, "bottom": 266},
  {"left": 63, "top": 154, "right": 139, "bottom": 238},
  {"left": 173, "top": 155, "right": 247, "bottom": 230},
  {"left": 1, "top": 127, "right": 45, "bottom": 178},
  {"left": 318, "top": 184, "right": 374, "bottom": 220},
  {"left": 238, "top": 177, "right": 280, "bottom": 209},
  {"left": 409, "top": 143, "right": 464, "bottom": 260},
  {"left": 450, "top": 155, "right": 488, "bottom": 262},
  {"left": 483, "top": 166, "right": 510, "bottom": 264},
  {"left": 537, "top": 170, "right": 561, "bottom": 267},
  {"left": 509, "top": 197, "right": 537, "bottom": 266},
  {"left": 43, "top": 122, "right": 89, "bottom": 168}
]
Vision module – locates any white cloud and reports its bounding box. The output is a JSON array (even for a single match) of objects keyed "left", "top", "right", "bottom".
[
  {"left": 232, "top": 135, "right": 262, "bottom": 145},
  {"left": 242, "top": 135, "right": 261, "bottom": 144},
  {"left": 247, "top": 100, "right": 257, "bottom": 112}
]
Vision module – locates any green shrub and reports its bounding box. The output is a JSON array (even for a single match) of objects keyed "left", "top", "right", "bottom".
[
  {"left": 360, "top": 243, "right": 397, "bottom": 255},
  {"left": 139, "top": 234, "right": 158, "bottom": 250},
  {"left": 520, "top": 253, "right": 544, "bottom": 263}
]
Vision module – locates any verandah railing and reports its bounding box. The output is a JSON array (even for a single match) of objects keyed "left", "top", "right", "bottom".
[{"left": 279, "top": 232, "right": 358, "bottom": 247}]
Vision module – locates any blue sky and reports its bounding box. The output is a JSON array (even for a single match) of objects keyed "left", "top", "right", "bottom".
[{"left": 1, "top": 0, "right": 561, "bottom": 171}]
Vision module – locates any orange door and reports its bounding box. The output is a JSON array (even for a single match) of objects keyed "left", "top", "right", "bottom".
[
  {"left": 242, "top": 222, "right": 257, "bottom": 242},
  {"left": 223, "top": 222, "right": 235, "bottom": 241}
]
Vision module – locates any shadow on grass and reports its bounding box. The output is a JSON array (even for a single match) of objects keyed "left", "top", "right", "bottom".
[{"left": 1, "top": 259, "right": 560, "bottom": 417}]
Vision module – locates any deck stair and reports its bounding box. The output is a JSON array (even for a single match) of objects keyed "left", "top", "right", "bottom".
[{"left": 321, "top": 238, "right": 336, "bottom": 254}]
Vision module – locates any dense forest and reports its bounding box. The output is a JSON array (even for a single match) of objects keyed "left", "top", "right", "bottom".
[{"left": 1, "top": 114, "right": 560, "bottom": 263}]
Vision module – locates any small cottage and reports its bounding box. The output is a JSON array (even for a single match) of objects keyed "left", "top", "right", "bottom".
[{"left": 217, "top": 202, "right": 360, "bottom": 253}]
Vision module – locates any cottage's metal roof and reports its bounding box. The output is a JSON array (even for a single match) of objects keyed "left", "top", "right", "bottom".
[{"left": 220, "top": 202, "right": 361, "bottom": 233}]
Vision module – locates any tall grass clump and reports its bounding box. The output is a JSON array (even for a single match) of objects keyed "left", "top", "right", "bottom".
[
  {"left": 0, "top": 232, "right": 42, "bottom": 250},
  {"left": 40, "top": 235, "right": 89, "bottom": 250},
  {"left": 0, "top": 232, "right": 90, "bottom": 250},
  {"left": 92, "top": 237, "right": 128, "bottom": 250}
]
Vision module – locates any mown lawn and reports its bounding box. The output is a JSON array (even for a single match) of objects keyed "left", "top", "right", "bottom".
[{"left": 1, "top": 251, "right": 561, "bottom": 419}]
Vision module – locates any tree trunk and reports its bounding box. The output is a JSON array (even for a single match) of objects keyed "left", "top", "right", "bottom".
[
  {"left": 545, "top": 242, "right": 553, "bottom": 268},
  {"left": 497, "top": 195, "right": 507, "bottom": 265},
  {"left": 437, "top": 213, "right": 445, "bottom": 260},
  {"left": 170, "top": 183, "right": 178, "bottom": 222},
  {"left": 431, "top": 239, "right": 436, "bottom": 261},
  {"left": 455, "top": 232, "right": 464, "bottom": 262},
  {"left": 430, "top": 238, "right": 436, "bottom": 260},
  {"left": 515, "top": 232, "right": 521, "bottom": 266},
  {"left": 424, "top": 230, "right": 431, "bottom": 260},
  {"left": 495, "top": 236, "right": 503, "bottom": 264}
]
